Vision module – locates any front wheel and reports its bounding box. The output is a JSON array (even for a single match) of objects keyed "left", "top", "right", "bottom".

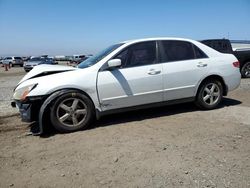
[
  {"left": 241, "top": 62, "right": 250, "bottom": 78},
  {"left": 50, "top": 91, "right": 95, "bottom": 133},
  {"left": 195, "top": 79, "right": 223, "bottom": 110}
]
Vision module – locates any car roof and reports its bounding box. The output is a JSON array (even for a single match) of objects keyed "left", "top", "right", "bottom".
[{"left": 121, "top": 37, "right": 196, "bottom": 44}]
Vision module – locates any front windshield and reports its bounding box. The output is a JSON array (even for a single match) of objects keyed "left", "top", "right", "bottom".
[{"left": 78, "top": 43, "right": 123, "bottom": 68}]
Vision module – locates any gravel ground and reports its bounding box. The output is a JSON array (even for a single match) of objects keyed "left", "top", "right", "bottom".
[
  {"left": 0, "top": 67, "right": 24, "bottom": 117},
  {"left": 0, "top": 67, "right": 250, "bottom": 188}
]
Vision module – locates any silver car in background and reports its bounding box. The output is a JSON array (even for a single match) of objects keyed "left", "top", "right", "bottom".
[
  {"left": 2, "top": 56, "right": 24, "bottom": 67},
  {"left": 23, "top": 57, "right": 57, "bottom": 72}
]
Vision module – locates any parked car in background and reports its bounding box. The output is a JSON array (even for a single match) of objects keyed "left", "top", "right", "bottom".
[
  {"left": 24, "top": 57, "right": 57, "bottom": 72},
  {"left": 201, "top": 39, "right": 250, "bottom": 78},
  {"left": 2, "top": 56, "right": 24, "bottom": 67},
  {"left": 71, "top": 55, "right": 86, "bottom": 62},
  {"left": 67, "top": 55, "right": 91, "bottom": 67},
  {"left": 0, "top": 57, "right": 3, "bottom": 66},
  {"left": 12, "top": 37, "right": 241, "bottom": 134},
  {"left": 67, "top": 55, "right": 88, "bottom": 66},
  {"left": 22, "top": 56, "right": 31, "bottom": 61}
]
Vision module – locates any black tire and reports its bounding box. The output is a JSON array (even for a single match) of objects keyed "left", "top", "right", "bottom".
[
  {"left": 195, "top": 79, "right": 223, "bottom": 110},
  {"left": 20, "top": 64, "right": 23, "bottom": 67},
  {"left": 241, "top": 62, "right": 250, "bottom": 78},
  {"left": 50, "top": 91, "right": 95, "bottom": 133}
]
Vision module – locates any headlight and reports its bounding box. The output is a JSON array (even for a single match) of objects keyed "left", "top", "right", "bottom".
[{"left": 13, "top": 83, "right": 38, "bottom": 101}]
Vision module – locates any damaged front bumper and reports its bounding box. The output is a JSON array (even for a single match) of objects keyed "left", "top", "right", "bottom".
[
  {"left": 11, "top": 96, "right": 46, "bottom": 123},
  {"left": 11, "top": 90, "right": 75, "bottom": 135}
]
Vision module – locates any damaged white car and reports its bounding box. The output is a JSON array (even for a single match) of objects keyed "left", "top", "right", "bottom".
[{"left": 12, "top": 38, "right": 241, "bottom": 134}]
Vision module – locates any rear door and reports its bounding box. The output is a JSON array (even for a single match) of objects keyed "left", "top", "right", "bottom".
[
  {"left": 159, "top": 40, "right": 210, "bottom": 101},
  {"left": 97, "top": 41, "right": 164, "bottom": 111}
]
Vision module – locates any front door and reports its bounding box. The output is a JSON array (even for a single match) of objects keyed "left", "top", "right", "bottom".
[{"left": 97, "top": 41, "right": 163, "bottom": 111}]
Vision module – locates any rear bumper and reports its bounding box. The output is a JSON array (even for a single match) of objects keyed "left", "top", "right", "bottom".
[
  {"left": 224, "top": 71, "right": 241, "bottom": 92},
  {"left": 13, "top": 63, "right": 23, "bottom": 65}
]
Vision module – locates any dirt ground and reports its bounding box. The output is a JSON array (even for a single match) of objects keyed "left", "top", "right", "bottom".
[{"left": 0, "top": 67, "right": 250, "bottom": 188}]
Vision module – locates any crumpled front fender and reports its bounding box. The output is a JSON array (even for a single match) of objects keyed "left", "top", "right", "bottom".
[{"left": 37, "top": 90, "right": 71, "bottom": 135}]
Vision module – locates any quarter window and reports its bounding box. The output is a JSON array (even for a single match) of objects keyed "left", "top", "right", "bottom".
[{"left": 193, "top": 45, "right": 208, "bottom": 59}]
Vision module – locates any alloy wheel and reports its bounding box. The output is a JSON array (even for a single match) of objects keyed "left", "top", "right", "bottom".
[
  {"left": 56, "top": 98, "right": 87, "bottom": 127},
  {"left": 202, "top": 83, "right": 221, "bottom": 106}
]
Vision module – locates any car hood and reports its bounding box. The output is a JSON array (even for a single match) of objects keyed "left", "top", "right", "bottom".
[
  {"left": 19, "top": 64, "right": 76, "bottom": 85},
  {"left": 26, "top": 61, "right": 43, "bottom": 65}
]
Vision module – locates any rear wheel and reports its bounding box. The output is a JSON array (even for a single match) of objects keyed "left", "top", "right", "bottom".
[
  {"left": 50, "top": 91, "right": 95, "bottom": 133},
  {"left": 195, "top": 79, "right": 223, "bottom": 110},
  {"left": 241, "top": 62, "right": 250, "bottom": 78}
]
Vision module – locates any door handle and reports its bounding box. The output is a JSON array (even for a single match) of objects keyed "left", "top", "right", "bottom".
[
  {"left": 147, "top": 69, "right": 161, "bottom": 75},
  {"left": 197, "top": 62, "right": 207, "bottom": 67}
]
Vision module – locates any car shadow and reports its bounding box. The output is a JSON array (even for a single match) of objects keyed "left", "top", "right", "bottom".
[
  {"left": 31, "top": 97, "right": 241, "bottom": 137},
  {"left": 95, "top": 98, "right": 242, "bottom": 128}
]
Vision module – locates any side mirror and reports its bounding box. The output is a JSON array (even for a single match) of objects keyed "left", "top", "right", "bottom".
[{"left": 107, "top": 59, "right": 121, "bottom": 69}]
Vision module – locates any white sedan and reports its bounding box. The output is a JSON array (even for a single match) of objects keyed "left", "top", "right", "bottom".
[{"left": 12, "top": 37, "right": 241, "bottom": 134}]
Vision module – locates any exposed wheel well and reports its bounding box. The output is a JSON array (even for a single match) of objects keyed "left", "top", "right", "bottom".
[
  {"left": 197, "top": 75, "right": 228, "bottom": 96},
  {"left": 39, "top": 88, "right": 96, "bottom": 134}
]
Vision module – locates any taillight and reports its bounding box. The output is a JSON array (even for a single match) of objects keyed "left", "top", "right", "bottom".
[{"left": 233, "top": 61, "right": 240, "bottom": 68}]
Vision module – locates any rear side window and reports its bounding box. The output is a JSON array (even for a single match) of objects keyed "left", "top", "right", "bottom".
[{"left": 160, "top": 40, "right": 195, "bottom": 62}]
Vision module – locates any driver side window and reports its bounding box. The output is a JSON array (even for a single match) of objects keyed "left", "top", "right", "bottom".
[{"left": 113, "top": 41, "right": 156, "bottom": 68}]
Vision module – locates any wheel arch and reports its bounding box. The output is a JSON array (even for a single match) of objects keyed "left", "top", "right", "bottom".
[
  {"left": 38, "top": 88, "right": 96, "bottom": 135},
  {"left": 196, "top": 75, "right": 228, "bottom": 97}
]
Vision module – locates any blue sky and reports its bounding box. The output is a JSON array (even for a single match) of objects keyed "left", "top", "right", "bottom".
[{"left": 0, "top": 0, "right": 249, "bottom": 56}]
